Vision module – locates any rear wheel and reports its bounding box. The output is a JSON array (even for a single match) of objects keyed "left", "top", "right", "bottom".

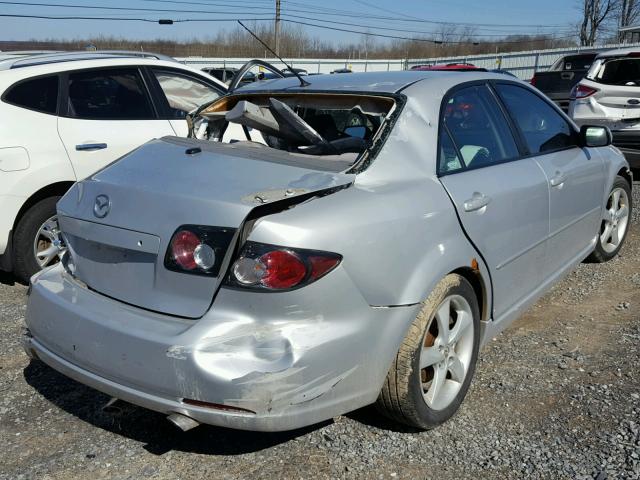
[
  {"left": 587, "top": 176, "right": 632, "bottom": 263},
  {"left": 12, "top": 197, "right": 62, "bottom": 283},
  {"left": 377, "top": 274, "right": 480, "bottom": 430}
]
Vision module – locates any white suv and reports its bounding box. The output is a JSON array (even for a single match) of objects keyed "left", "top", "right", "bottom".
[
  {"left": 569, "top": 47, "right": 640, "bottom": 170},
  {"left": 0, "top": 51, "right": 228, "bottom": 282}
]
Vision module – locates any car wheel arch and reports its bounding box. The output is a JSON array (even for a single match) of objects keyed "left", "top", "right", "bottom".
[
  {"left": 618, "top": 166, "right": 633, "bottom": 190},
  {"left": 450, "top": 266, "right": 490, "bottom": 323},
  {"left": 12, "top": 181, "right": 74, "bottom": 231}
]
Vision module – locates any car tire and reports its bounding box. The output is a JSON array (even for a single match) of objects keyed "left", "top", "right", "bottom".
[
  {"left": 12, "top": 196, "right": 61, "bottom": 284},
  {"left": 587, "top": 176, "right": 632, "bottom": 263},
  {"left": 376, "top": 274, "right": 480, "bottom": 430}
]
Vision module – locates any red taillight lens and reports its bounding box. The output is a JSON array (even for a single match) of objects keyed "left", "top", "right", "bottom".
[
  {"left": 572, "top": 84, "right": 598, "bottom": 99},
  {"left": 228, "top": 242, "right": 341, "bottom": 291},
  {"left": 259, "top": 250, "right": 307, "bottom": 289},
  {"left": 308, "top": 255, "right": 340, "bottom": 280},
  {"left": 170, "top": 230, "right": 201, "bottom": 270},
  {"left": 530, "top": 75, "right": 536, "bottom": 86},
  {"left": 165, "top": 225, "right": 234, "bottom": 276}
]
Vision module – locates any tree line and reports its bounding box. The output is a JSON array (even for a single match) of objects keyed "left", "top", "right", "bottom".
[
  {"left": 3, "top": 2, "right": 639, "bottom": 59},
  {"left": 0, "top": 25, "right": 575, "bottom": 61}
]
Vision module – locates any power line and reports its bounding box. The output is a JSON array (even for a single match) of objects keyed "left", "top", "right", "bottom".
[
  {"left": 0, "top": 11, "right": 578, "bottom": 45},
  {"left": 281, "top": 13, "right": 576, "bottom": 38},
  {"left": 0, "top": 13, "right": 274, "bottom": 22},
  {"left": 1, "top": 0, "right": 574, "bottom": 37},
  {"left": 280, "top": 18, "right": 578, "bottom": 44},
  {"left": 282, "top": 0, "right": 571, "bottom": 28},
  {"left": 0, "top": 1, "right": 274, "bottom": 14}
]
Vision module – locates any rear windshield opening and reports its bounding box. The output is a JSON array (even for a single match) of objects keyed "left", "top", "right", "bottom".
[
  {"left": 191, "top": 93, "right": 396, "bottom": 166},
  {"left": 588, "top": 57, "right": 640, "bottom": 86}
]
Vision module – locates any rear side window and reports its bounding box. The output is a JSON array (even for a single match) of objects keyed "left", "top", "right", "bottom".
[
  {"left": 495, "top": 84, "right": 576, "bottom": 154},
  {"left": 152, "top": 70, "right": 221, "bottom": 119},
  {"left": 67, "top": 68, "right": 154, "bottom": 120},
  {"left": 4, "top": 75, "right": 59, "bottom": 114},
  {"left": 442, "top": 85, "right": 519, "bottom": 170},
  {"left": 439, "top": 128, "right": 463, "bottom": 174},
  {"left": 588, "top": 57, "right": 640, "bottom": 86}
]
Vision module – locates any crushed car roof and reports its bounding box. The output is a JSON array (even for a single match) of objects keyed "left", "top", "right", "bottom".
[{"left": 235, "top": 70, "right": 500, "bottom": 94}]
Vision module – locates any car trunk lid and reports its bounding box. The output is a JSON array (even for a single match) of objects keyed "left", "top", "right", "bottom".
[{"left": 57, "top": 137, "right": 355, "bottom": 318}]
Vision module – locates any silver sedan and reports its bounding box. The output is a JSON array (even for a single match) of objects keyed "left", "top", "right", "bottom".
[{"left": 23, "top": 71, "right": 632, "bottom": 432}]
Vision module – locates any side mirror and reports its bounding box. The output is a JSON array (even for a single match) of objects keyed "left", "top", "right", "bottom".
[{"left": 580, "top": 125, "right": 612, "bottom": 147}]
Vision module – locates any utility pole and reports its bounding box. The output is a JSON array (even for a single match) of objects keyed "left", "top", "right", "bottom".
[{"left": 275, "top": 0, "right": 281, "bottom": 56}]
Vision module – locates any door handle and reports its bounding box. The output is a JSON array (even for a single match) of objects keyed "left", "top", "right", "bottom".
[
  {"left": 463, "top": 192, "right": 491, "bottom": 212},
  {"left": 549, "top": 171, "right": 567, "bottom": 188},
  {"left": 75, "top": 143, "right": 107, "bottom": 151}
]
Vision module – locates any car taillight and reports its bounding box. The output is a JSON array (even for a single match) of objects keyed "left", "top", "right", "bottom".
[
  {"left": 165, "top": 225, "right": 235, "bottom": 276},
  {"left": 227, "top": 242, "right": 341, "bottom": 291},
  {"left": 530, "top": 75, "right": 537, "bottom": 86},
  {"left": 571, "top": 84, "right": 598, "bottom": 99}
]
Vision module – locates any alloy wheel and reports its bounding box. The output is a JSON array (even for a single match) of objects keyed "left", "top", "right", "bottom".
[
  {"left": 33, "top": 215, "right": 64, "bottom": 268},
  {"left": 419, "top": 294, "right": 475, "bottom": 411},
  {"left": 600, "top": 187, "right": 630, "bottom": 254}
]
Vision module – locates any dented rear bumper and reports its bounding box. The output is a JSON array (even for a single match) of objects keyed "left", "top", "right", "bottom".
[{"left": 24, "top": 264, "right": 418, "bottom": 431}]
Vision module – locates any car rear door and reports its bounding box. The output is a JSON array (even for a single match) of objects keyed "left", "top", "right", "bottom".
[
  {"left": 57, "top": 66, "right": 175, "bottom": 180},
  {"left": 438, "top": 83, "right": 550, "bottom": 320},
  {"left": 494, "top": 82, "right": 605, "bottom": 275}
]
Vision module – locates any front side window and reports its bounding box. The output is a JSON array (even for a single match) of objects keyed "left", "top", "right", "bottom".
[
  {"left": 442, "top": 85, "right": 519, "bottom": 170},
  {"left": 67, "top": 68, "right": 154, "bottom": 120},
  {"left": 495, "top": 84, "right": 576, "bottom": 154},
  {"left": 4, "top": 75, "right": 59, "bottom": 114},
  {"left": 153, "top": 70, "right": 221, "bottom": 119}
]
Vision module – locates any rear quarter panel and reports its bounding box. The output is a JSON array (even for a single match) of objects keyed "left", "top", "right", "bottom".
[{"left": 248, "top": 91, "right": 492, "bottom": 313}]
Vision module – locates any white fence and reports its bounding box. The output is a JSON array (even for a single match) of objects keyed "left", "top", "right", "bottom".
[
  {"left": 176, "top": 57, "right": 406, "bottom": 74},
  {"left": 406, "top": 42, "right": 640, "bottom": 79},
  {"left": 176, "top": 41, "right": 640, "bottom": 79}
]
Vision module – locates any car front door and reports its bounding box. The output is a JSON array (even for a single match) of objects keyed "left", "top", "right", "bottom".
[
  {"left": 146, "top": 67, "right": 224, "bottom": 137},
  {"left": 494, "top": 83, "right": 606, "bottom": 276},
  {"left": 438, "top": 83, "right": 551, "bottom": 321},
  {"left": 57, "top": 67, "right": 175, "bottom": 180},
  {"left": 146, "top": 67, "right": 256, "bottom": 142}
]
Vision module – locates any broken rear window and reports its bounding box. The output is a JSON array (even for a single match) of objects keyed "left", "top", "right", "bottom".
[{"left": 190, "top": 93, "right": 396, "bottom": 168}]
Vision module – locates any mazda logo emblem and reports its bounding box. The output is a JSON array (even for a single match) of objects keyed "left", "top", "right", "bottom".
[{"left": 93, "top": 194, "right": 111, "bottom": 218}]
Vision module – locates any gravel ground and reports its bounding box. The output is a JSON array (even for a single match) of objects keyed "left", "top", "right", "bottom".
[{"left": 1, "top": 182, "right": 639, "bottom": 480}]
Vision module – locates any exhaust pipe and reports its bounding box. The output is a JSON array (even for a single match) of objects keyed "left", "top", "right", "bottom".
[{"left": 167, "top": 413, "right": 200, "bottom": 432}]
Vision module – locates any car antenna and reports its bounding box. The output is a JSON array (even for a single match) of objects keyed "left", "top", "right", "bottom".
[{"left": 237, "top": 20, "right": 311, "bottom": 87}]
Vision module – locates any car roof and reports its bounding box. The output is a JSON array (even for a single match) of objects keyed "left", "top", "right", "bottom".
[
  {"left": 0, "top": 50, "right": 176, "bottom": 71},
  {"left": 235, "top": 70, "right": 517, "bottom": 94},
  {"left": 0, "top": 55, "right": 228, "bottom": 91},
  {"left": 595, "top": 47, "right": 639, "bottom": 59}
]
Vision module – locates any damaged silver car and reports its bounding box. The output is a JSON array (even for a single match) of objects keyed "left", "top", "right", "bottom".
[{"left": 23, "top": 69, "right": 632, "bottom": 432}]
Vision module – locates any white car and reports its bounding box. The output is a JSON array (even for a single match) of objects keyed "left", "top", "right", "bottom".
[
  {"left": 0, "top": 51, "right": 229, "bottom": 282},
  {"left": 569, "top": 47, "right": 640, "bottom": 170}
]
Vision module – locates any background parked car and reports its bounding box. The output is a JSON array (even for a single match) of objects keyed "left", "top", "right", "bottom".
[
  {"left": 201, "top": 66, "right": 256, "bottom": 85},
  {"left": 0, "top": 51, "right": 228, "bottom": 282},
  {"left": 530, "top": 52, "right": 598, "bottom": 112},
  {"left": 569, "top": 48, "right": 640, "bottom": 170},
  {"left": 411, "top": 63, "right": 486, "bottom": 71},
  {"left": 331, "top": 68, "right": 352, "bottom": 74}
]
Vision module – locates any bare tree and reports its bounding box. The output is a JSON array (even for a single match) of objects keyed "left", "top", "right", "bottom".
[
  {"left": 580, "top": 0, "right": 614, "bottom": 45},
  {"left": 617, "top": 0, "right": 639, "bottom": 41}
]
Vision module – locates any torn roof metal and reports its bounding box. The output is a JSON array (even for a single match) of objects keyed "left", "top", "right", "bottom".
[{"left": 233, "top": 70, "right": 520, "bottom": 94}]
